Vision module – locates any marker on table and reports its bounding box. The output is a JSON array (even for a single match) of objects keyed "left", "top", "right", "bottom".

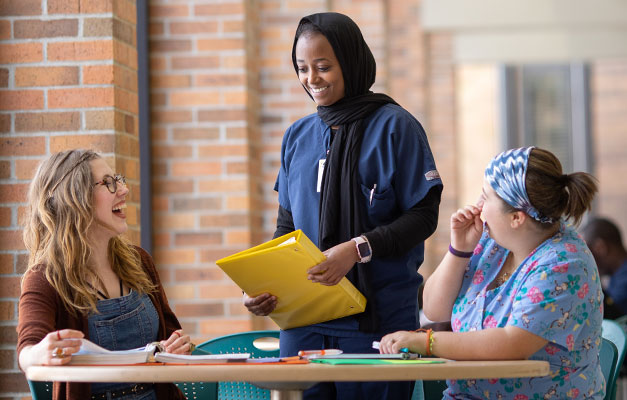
[{"left": 298, "top": 349, "right": 343, "bottom": 357}]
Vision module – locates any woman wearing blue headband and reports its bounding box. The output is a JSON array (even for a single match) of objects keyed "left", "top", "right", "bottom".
[{"left": 380, "top": 147, "right": 605, "bottom": 399}]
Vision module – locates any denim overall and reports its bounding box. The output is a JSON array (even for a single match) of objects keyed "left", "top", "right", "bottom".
[{"left": 88, "top": 289, "right": 159, "bottom": 400}]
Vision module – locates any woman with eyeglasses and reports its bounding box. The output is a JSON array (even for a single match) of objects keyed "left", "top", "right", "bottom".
[{"left": 17, "top": 149, "right": 187, "bottom": 400}]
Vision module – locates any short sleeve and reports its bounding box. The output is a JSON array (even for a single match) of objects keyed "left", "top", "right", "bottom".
[
  {"left": 275, "top": 126, "right": 292, "bottom": 212},
  {"left": 509, "top": 258, "right": 595, "bottom": 350},
  {"left": 392, "top": 114, "right": 442, "bottom": 211}
]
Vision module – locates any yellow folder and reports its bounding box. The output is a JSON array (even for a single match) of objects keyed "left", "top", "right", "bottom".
[{"left": 216, "top": 230, "right": 367, "bottom": 330}]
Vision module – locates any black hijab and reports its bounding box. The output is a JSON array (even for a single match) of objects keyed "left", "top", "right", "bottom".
[{"left": 292, "top": 12, "right": 398, "bottom": 332}]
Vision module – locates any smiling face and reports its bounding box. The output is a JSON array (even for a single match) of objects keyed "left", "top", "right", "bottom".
[
  {"left": 88, "top": 158, "right": 129, "bottom": 243},
  {"left": 295, "top": 32, "right": 345, "bottom": 106}
]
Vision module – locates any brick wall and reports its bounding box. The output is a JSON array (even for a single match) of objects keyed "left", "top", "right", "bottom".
[{"left": 0, "top": 0, "right": 138, "bottom": 397}]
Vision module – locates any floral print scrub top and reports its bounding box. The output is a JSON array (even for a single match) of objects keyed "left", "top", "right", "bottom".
[{"left": 446, "top": 222, "right": 605, "bottom": 399}]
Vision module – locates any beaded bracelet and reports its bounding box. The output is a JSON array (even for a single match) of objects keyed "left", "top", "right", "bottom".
[{"left": 415, "top": 328, "right": 434, "bottom": 356}]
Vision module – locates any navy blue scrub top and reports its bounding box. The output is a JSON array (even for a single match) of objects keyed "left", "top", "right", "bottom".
[{"left": 275, "top": 103, "right": 442, "bottom": 336}]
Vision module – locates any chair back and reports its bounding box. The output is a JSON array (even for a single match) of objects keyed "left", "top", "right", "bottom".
[
  {"left": 175, "top": 330, "right": 280, "bottom": 400},
  {"left": 601, "top": 337, "right": 620, "bottom": 400},
  {"left": 27, "top": 380, "right": 52, "bottom": 400},
  {"left": 603, "top": 319, "right": 627, "bottom": 400}
]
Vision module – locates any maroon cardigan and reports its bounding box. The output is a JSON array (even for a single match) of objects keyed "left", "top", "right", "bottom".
[{"left": 17, "top": 246, "right": 185, "bottom": 400}]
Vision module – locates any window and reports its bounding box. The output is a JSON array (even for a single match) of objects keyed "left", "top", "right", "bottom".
[{"left": 500, "top": 64, "right": 592, "bottom": 173}]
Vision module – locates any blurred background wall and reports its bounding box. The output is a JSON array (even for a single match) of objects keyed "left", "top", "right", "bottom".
[{"left": 1, "top": 0, "right": 626, "bottom": 397}]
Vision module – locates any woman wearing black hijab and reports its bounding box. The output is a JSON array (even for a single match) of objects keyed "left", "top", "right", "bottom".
[{"left": 244, "top": 12, "right": 443, "bottom": 399}]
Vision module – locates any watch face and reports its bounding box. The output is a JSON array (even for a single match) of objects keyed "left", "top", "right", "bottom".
[{"left": 357, "top": 242, "right": 371, "bottom": 258}]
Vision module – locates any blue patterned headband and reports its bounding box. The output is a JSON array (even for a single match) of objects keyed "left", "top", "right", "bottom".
[{"left": 484, "top": 147, "right": 553, "bottom": 224}]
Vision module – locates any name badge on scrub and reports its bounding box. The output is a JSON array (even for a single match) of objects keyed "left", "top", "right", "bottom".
[{"left": 317, "top": 159, "right": 326, "bottom": 192}]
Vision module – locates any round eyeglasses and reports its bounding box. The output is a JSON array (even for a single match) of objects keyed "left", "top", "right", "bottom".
[{"left": 93, "top": 174, "right": 127, "bottom": 194}]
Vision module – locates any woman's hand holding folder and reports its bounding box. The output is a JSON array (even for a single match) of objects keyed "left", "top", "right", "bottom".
[
  {"left": 307, "top": 241, "right": 359, "bottom": 286},
  {"left": 243, "top": 292, "right": 277, "bottom": 316}
]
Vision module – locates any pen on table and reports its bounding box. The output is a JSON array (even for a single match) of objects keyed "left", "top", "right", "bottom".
[{"left": 297, "top": 349, "right": 343, "bottom": 357}]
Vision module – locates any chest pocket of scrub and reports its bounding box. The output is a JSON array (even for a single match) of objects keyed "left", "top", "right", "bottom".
[
  {"left": 90, "top": 292, "right": 159, "bottom": 351},
  {"left": 360, "top": 183, "right": 400, "bottom": 228}
]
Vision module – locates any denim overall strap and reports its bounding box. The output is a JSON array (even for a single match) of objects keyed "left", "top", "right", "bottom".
[{"left": 88, "top": 290, "right": 159, "bottom": 399}]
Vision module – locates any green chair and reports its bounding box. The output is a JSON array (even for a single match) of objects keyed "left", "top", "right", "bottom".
[
  {"left": 603, "top": 319, "right": 627, "bottom": 400},
  {"left": 601, "top": 337, "right": 620, "bottom": 400},
  {"left": 27, "top": 380, "right": 53, "bottom": 400},
  {"left": 175, "top": 330, "right": 280, "bottom": 400}
]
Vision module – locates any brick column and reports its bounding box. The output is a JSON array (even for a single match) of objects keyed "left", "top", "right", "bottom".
[
  {"left": 148, "top": 0, "right": 264, "bottom": 338},
  {"left": 0, "top": 0, "right": 138, "bottom": 397}
]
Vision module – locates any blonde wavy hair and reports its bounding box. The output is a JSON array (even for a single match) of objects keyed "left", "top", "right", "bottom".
[{"left": 22, "top": 149, "right": 155, "bottom": 316}]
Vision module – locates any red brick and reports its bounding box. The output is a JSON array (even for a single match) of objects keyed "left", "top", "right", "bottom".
[
  {"left": 198, "top": 109, "right": 246, "bottom": 122},
  {"left": 198, "top": 144, "right": 247, "bottom": 158},
  {"left": 199, "top": 214, "right": 248, "bottom": 228},
  {"left": 171, "top": 56, "right": 219, "bottom": 70},
  {"left": 196, "top": 74, "right": 245, "bottom": 87},
  {"left": 154, "top": 249, "right": 195, "bottom": 265},
  {"left": 150, "top": 74, "right": 191, "bottom": 88},
  {"left": 0, "top": 138, "right": 45, "bottom": 156},
  {"left": 48, "top": 0, "right": 79, "bottom": 13},
  {"left": 0, "top": 301, "right": 14, "bottom": 321},
  {"left": 0, "top": 326, "right": 17, "bottom": 344},
  {"left": 197, "top": 38, "right": 244, "bottom": 51},
  {"left": 0, "top": 0, "right": 42, "bottom": 15},
  {"left": 175, "top": 303, "right": 224, "bottom": 318},
  {"left": 82, "top": 64, "right": 113, "bottom": 85},
  {"left": 223, "top": 20, "right": 244, "bottom": 34},
  {"left": 171, "top": 197, "right": 221, "bottom": 211},
  {"left": 0, "top": 161, "right": 9, "bottom": 179},
  {"left": 199, "top": 249, "right": 239, "bottom": 263},
  {"left": 194, "top": 3, "right": 244, "bottom": 16},
  {"left": 0, "top": 371, "right": 29, "bottom": 393},
  {"left": 49, "top": 87, "right": 114, "bottom": 108},
  {"left": 169, "top": 21, "right": 218, "bottom": 35},
  {"left": 15, "top": 111, "right": 80, "bottom": 132},
  {"left": 0, "top": 68, "right": 7, "bottom": 87},
  {"left": 0, "top": 231, "right": 25, "bottom": 251},
  {"left": 112, "top": 0, "right": 136, "bottom": 24},
  {"left": 0, "top": 90, "right": 43, "bottom": 110},
  {"left": 172, "top": 161, "right": 221, "bottom": 177},
  {"left": 149, "top": 22, "right": 164, "bottom": 36},
  {"left": 0, "top": 20, "right": 10, "bottom": 40},
  {"left": 15, "top": 66, "right": 79, "bottom": 87},
  {"left": 172, "top": 127, "right": 219, "bottom": 141},
  {"left": 0, "top": 253, "right": 13, "bottom": 274},
  {"left": 0, "top": 43, "right": 42, "bottom": 63},
  {"left": 0, "top": 207, "right": 10, "bottom": 230},
  {"left": 15, "top": 158, "right": 41, "bottom": 180},
  {"left": 199, "top": 319, "right": 251, "bottom": 335},
  {"left": 150, "top": 39, "right": 191, "bottom": 53},
  {"left": 113, "top": 40, "right": 138, "bottom": 69},
  {"left": 0, "top": 349, "right": 14, "bottom": 369},
  {"left": 199, "top": 283, "right": 243, "bottom": 299},
  {"left": 83, "top": 0, "right": 113, "bottom": 13},
  {"left": 14, "top": 19, "right": 78, "bottom": 38},
  {"left": 0, "top": 114, "right": 9, "bottom": 133},
  {"left": 48, "top": 41, "right": 112, "bottom": 61},
  {"left": 174, "top": 268, "right": 223, "bottom": 282},
  {"left": 50, "top": 134, "right": 115, "bottom": 153},
  {"left": 150, "top": 4, "right": 189, "bottom": 17},
  {"left": 174, "top": 232, "right": 222, "bottom": 246},
  {"left": 151, "top": 110, "right": 192, "bottom": 124},
  {"left": 170, "top": 91, "right": 220, "bottom": 107}
]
